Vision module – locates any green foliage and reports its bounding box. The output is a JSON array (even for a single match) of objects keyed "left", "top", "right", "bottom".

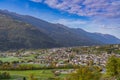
[
  {"left": 0, "top": 72, "right": 11, "bottom": 79},
  {"left": 67, "top": 66, "right": 101, "bottom": 80},
  {"left": 23, "top": 77, "right": 27, "bottom": 80},
  {"left": 29, "top": 74, "right": 38, "bottom": 80},
  {"left": 106, "top": 55, "right": 120, "bottom": 76}
]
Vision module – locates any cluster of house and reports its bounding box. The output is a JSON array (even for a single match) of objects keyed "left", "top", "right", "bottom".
[{"left": 0, "top": 45, "right": 120, "bottom": 69}]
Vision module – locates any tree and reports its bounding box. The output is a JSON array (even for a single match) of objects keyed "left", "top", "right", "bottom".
[
  {"left": 106, "top": 56, "right": 120, "bottom": 76},
  {"left": 29, "top": 74, "right": 38, "bottom": 80},
  {"left": 0, "top": 72, "right": 11, "bottom": 79},
  {"left": 23, "top": 77, "right": 26, "bottom": 80},
  {"left": 68, "top": 66, "right": 101, "bottom": 80}
]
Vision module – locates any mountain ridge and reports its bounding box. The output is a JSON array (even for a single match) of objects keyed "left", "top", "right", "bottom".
[{"left": 0, "top": 9, "right": 120, "bottom": 50}]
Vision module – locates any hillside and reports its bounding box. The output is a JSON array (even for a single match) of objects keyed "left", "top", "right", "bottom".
[{"left": 0, "top": 13, "right": 60, "bottom": 50}]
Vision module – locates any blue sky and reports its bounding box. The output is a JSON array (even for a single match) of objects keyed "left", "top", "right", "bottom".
[{"left": 0, "top": 0, "right": 120, "bottom": 38}]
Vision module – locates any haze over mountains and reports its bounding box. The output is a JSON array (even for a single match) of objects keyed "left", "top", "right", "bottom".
[{"left": 0, "top": 9, "right": 120, "bottom": 50}]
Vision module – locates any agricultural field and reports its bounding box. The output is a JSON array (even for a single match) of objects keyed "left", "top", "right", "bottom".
[
  {"left": 0, "top": 70, "right": 68, "bottom": 80},
  {"left": 0, "top": 57, "right": 20, "bottom": 62}
]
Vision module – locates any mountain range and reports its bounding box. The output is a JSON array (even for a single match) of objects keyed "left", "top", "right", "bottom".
[{"left": 0, "top": 9, "right": 120, "bottom": 50}]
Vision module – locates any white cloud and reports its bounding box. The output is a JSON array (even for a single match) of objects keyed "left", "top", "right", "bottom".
[
  {"left": 54, "top": 19, "right": 87, "bottom": 28},
  {"left": 31, "top": 0, "right": 120, "bottom": 18},
  {"left": 31, "top": 0, "right": 43, "bottom": 2},
  {"left": 100, "top": 25, "right": 120, "bottom": 29},
  {"left": 30, "top": 0, "right": 120, "bottom": 22}
]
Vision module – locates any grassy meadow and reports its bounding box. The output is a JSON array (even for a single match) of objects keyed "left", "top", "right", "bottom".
[{"left": 0, "top": 70, "right": 67, "bottom": 80}]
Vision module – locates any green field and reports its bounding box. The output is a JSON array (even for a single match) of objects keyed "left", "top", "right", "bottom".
[
  {"left": 0, "top": 57, "right": 20, "bottom": 62},
  {"left": 0, "top": 70, "right": 67, "bottom": 80},
  {"left": 0, "top": 56, "right": 35, "bottom": 62}
]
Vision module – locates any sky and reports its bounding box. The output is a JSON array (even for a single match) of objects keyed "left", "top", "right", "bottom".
[{"left": 0, "top": 0, "right": 120, "bottom": 38}]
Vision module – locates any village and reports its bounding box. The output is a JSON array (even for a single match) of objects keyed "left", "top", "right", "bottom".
[{"left": 0, "top": 44, "right": 120, "bottom": 73}]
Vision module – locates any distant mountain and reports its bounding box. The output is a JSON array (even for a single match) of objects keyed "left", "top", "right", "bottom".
[
  {"left": 72, "top": 28, "right": 120, "bottom": 44},
  {"left": 0, "top": 9, "right": 120, "bottom": 50},
  {"left": 89, "top": 33, "right": 120, "bottom": 44}
]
